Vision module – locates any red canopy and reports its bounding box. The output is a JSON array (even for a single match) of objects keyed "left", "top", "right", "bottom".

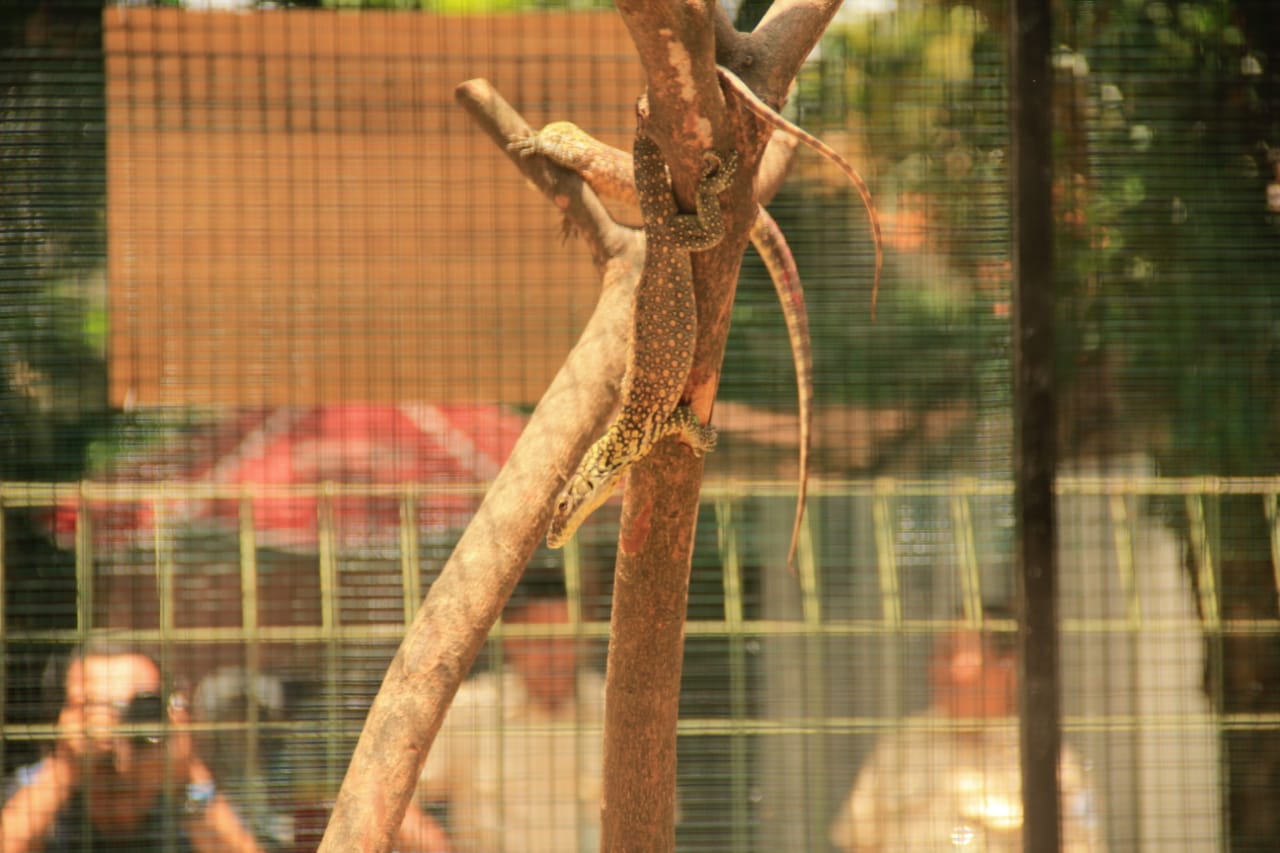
[{"left": 50, "top": 403, "right": 528, "bottom": 552}]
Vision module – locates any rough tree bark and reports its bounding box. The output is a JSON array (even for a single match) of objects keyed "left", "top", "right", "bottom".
[{"left": 601, "top": 3, "right": 842, "bottom": 850}]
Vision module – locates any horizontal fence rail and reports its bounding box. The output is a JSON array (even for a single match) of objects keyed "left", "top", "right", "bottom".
[
  {"left": 1, "top": 475, "right": 1263, "bottom": 852},
  {"left": 3, "top": 476, "right": 1280, "bottom": 638}
]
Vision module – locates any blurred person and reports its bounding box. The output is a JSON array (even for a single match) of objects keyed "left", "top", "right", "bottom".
[
  {"left": 397, "top": 575, "right": 602, "bottom": 853},
  {"left": 829, "top": 609, "right": 1105, "bottom": 853},
  {"left": 1, "top": 640, "right": 267, "bottom": 853}
]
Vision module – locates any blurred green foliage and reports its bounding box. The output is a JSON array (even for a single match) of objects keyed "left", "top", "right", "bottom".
[
  {"left": 1056, "top": 0, "right": 1279, "bottom": 481},
  {"left": 726, "top": 0, "right": 1278, "bottom": 487},
  {"left": 723, "top": 3, "right": 1012, "bottom": 476},
  {"left": 0, "top": 8, "right": 110, "bottom": 482}
]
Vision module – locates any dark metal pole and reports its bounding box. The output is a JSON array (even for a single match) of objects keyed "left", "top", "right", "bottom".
[{"left": 1009, "top": 0, "right": 1061, "bottom": 851}]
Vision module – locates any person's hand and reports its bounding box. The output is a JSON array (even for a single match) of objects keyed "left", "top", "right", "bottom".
[
  {"left": 48, "top": 702, "right": 86, "bottom": 789},
  {"left": 164, "top": 693, "right": 206, "bottom": 788}
]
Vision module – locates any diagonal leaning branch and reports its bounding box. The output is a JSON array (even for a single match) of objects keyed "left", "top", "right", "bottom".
[{"left": 315, "top": 79, "right": 641, "bottom": 853}]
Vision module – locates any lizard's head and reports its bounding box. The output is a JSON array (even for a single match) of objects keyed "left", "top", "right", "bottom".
[{"left": 546, "top": 468, "right": 624, "bottom": 549}]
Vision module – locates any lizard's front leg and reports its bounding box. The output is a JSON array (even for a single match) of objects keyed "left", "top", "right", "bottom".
[{"left": 509, "top": 122, "right": 639, "bottom": 207}]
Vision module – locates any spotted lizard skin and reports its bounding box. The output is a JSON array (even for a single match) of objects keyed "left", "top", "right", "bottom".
[
  {"left": 514, "top": 117, "right": 826, "bottom": 567},
  {"left": 540, "top": 126, "right": 737, "bottom": 548}
]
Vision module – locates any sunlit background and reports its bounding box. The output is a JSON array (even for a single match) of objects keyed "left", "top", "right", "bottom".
[{"left": 2, "top": 0, "right": 1278, "bottom": 850}]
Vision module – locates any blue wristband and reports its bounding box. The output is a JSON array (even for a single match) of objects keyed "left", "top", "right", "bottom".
[{"left": 185, "top": 780, "right": 217, "bottom": 817}]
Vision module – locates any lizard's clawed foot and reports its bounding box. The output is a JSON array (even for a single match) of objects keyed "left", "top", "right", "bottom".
[
  {"left": 671, "top": 405, "right": 718, "bottom": 457},
  {"left": 688, "top": 421, "right": 718, "bottom": 457},
  {"left": 702, "top": 150, "right": 739, "bottom": 194},
  {"left": 506, "top": 128, "right": 538, "bottom": 156},
  {"left": 508, "top": 121, "right": 586, "bottom": 158}
]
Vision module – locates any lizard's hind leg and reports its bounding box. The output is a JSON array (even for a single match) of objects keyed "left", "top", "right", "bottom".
[{"left": 668, "top": 406, "right": 717, "bottom": 456}]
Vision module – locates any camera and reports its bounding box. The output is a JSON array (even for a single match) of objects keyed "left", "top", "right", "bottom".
[{"left": 120, "top": 692, "right": 167, "bottom": 746}]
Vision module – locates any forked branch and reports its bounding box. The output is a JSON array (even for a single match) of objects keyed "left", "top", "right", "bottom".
[{"left": 315, "top": 80, "right": 640, "bottom": 853}]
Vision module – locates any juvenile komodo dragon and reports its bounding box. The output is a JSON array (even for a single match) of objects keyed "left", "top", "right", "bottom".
[{"left": 523, "top": 68, "right": 882, "bottom": 566}]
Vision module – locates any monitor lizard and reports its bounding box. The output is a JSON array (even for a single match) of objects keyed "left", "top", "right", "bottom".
[
  {"left": 510, "top": 119, "right": 811, "bottom": 565},
  {"left": 538, "top": 116, "right": 736, "bottom": 550},
  {"left": 525, "top": 68, "right": 881, "bottom": 567},
  {"left": 513, "top": 120, "right": 813, "bottom": 562}
]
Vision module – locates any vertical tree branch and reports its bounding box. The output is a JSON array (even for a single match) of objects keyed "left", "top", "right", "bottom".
[{"left": 599, "top": 4, "right": 838, "bottom": 849}]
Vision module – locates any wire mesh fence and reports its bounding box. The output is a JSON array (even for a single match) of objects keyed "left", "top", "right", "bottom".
[
  {"left": 3, "top": 1, "right": 1279, "bottom": 851},
  {"left": 1, "top": 476, "right": 1270, "bottom": 851}
]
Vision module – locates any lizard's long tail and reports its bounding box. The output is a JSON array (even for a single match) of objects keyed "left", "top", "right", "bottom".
[
  {"left": 750, "top": 208, "right": 811, "bottom": 573},
  {"left": 719, "top": 66, "right": 884, "bottom": 318}
]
